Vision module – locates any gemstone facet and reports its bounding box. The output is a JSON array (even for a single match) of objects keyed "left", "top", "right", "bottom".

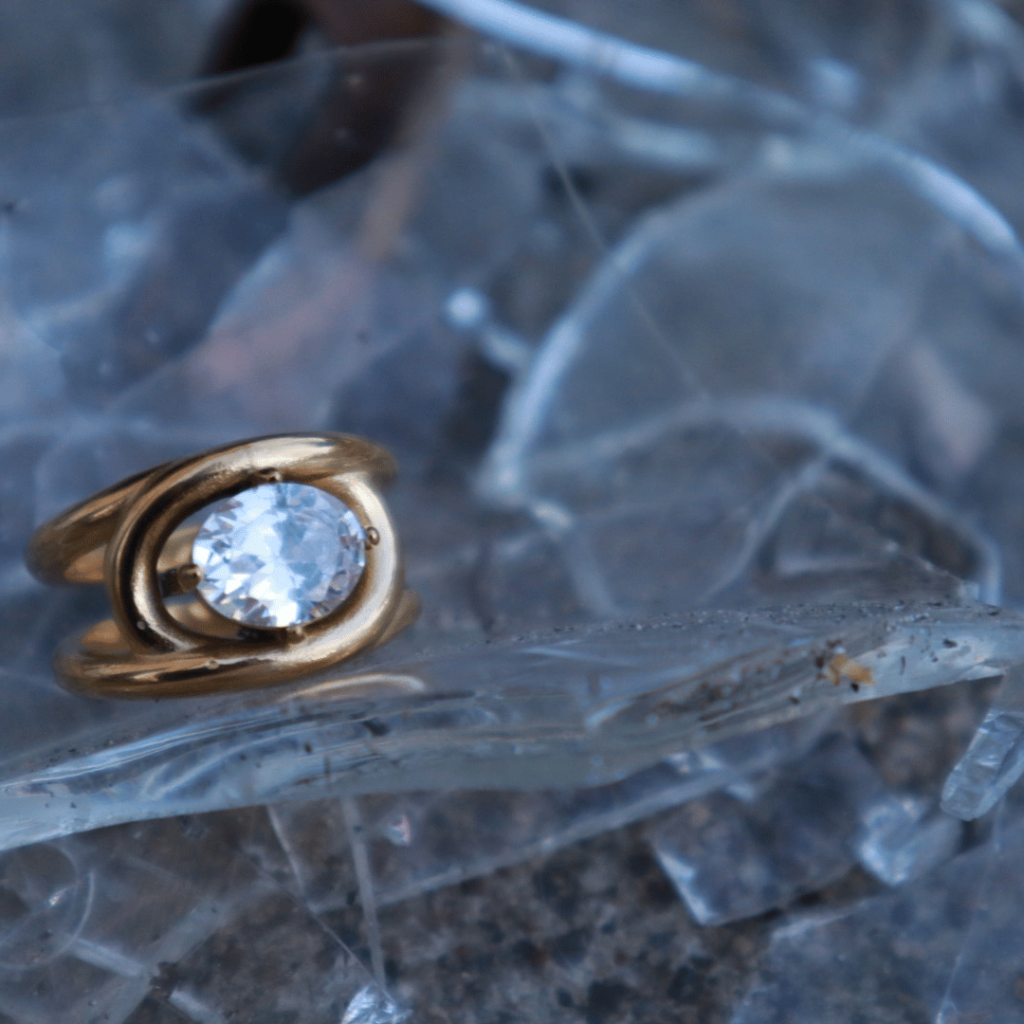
[{"left": 191, "top": 482, "right": 367, "bottom": 628}]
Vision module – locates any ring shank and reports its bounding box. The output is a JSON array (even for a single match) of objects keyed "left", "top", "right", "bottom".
[{"left": 59, "top": 589, "right": 421, "bottom": 698}]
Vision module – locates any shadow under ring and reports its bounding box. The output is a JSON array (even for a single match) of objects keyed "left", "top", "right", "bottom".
[{"left": 26, "top": 433, "right": 419, "bottom": 699}]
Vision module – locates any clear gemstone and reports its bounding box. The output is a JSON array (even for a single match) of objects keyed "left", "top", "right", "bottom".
[{"left": 191, "top": 482, "right": 367, "bottom": 628}]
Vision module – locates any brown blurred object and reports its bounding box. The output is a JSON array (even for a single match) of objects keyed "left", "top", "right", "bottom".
[{"left": 193, "top": 0, "right": 446, "bottom": 195}]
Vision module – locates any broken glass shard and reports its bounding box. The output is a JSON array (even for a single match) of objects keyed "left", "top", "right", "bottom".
[
  {"left": 943, "top": 662, "right": 1024, "bottom": 820},
  {"left": 652, "top": 733, "right": 876, "bottom": 924}
]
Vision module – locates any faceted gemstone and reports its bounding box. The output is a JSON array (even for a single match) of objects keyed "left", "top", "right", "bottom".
[{"left": 191, "top": 482, "right": 367, "bottom": 628}]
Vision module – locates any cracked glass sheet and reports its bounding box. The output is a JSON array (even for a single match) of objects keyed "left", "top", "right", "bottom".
[
  {"left": 729, "top": 792, "right": 1024, "bottom": 1024},
  {"left": 264, "top": 714, "right": 832, "bottom": 911},
  {"left": 729, "top": 836, "right": 991, "bottom": 1024},
  {"left": 0, "top": 813, "right": 404, "bottom": 1024},
  {"left": 651, "top": 731, "right": 963, "bottom": 926},
  {"left": 4, "top": 15, "right": 1024, "bottom": 849},
  {"left": 4, "top": 0, "right": 1024, "bottom": 1019},
  {"left": 2, "top": 601, "right": 1019, "bottom": 852},
  {"left": 933, "top": 796, "right": 1024, "bottom": 1023}
]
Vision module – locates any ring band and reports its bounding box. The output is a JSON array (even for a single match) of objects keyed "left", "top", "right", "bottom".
[{"left": 26, "top": 433, "right": 420, "bottom": 699}]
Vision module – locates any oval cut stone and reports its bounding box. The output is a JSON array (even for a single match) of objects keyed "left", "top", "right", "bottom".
[{"left": 191, "top": 482, "right": 367, "bottom": 628}]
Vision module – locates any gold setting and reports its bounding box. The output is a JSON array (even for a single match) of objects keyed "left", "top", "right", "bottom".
[{"left": 27, "top": 433, "right": 420, "bottom": 699}]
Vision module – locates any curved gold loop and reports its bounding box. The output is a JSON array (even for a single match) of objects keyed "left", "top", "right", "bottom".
[{"left": 27, "top": 433, "right": 419, "bottom": 699}]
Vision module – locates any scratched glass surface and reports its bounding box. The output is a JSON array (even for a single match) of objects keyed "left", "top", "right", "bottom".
[{"left": 6, "top": 0, "right": 1024, "bottom": 1021}]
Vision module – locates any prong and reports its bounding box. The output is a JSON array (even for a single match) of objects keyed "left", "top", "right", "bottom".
[
  {"left": 366, "top": 527, "right": 381, "bottom": 547},
  {"left": 284, "top": 624, "right": 307, "bottom": 643},
  {"left": 253, "top": 468, "right": 283, "bottom": 484},
  {"left": 159, "top": 562, "right": 203, "bottom": 597}
]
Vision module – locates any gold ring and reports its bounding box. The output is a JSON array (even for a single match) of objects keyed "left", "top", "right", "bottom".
[{"left": 26, "top": 433, "right": 420, "bottom": 699}]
